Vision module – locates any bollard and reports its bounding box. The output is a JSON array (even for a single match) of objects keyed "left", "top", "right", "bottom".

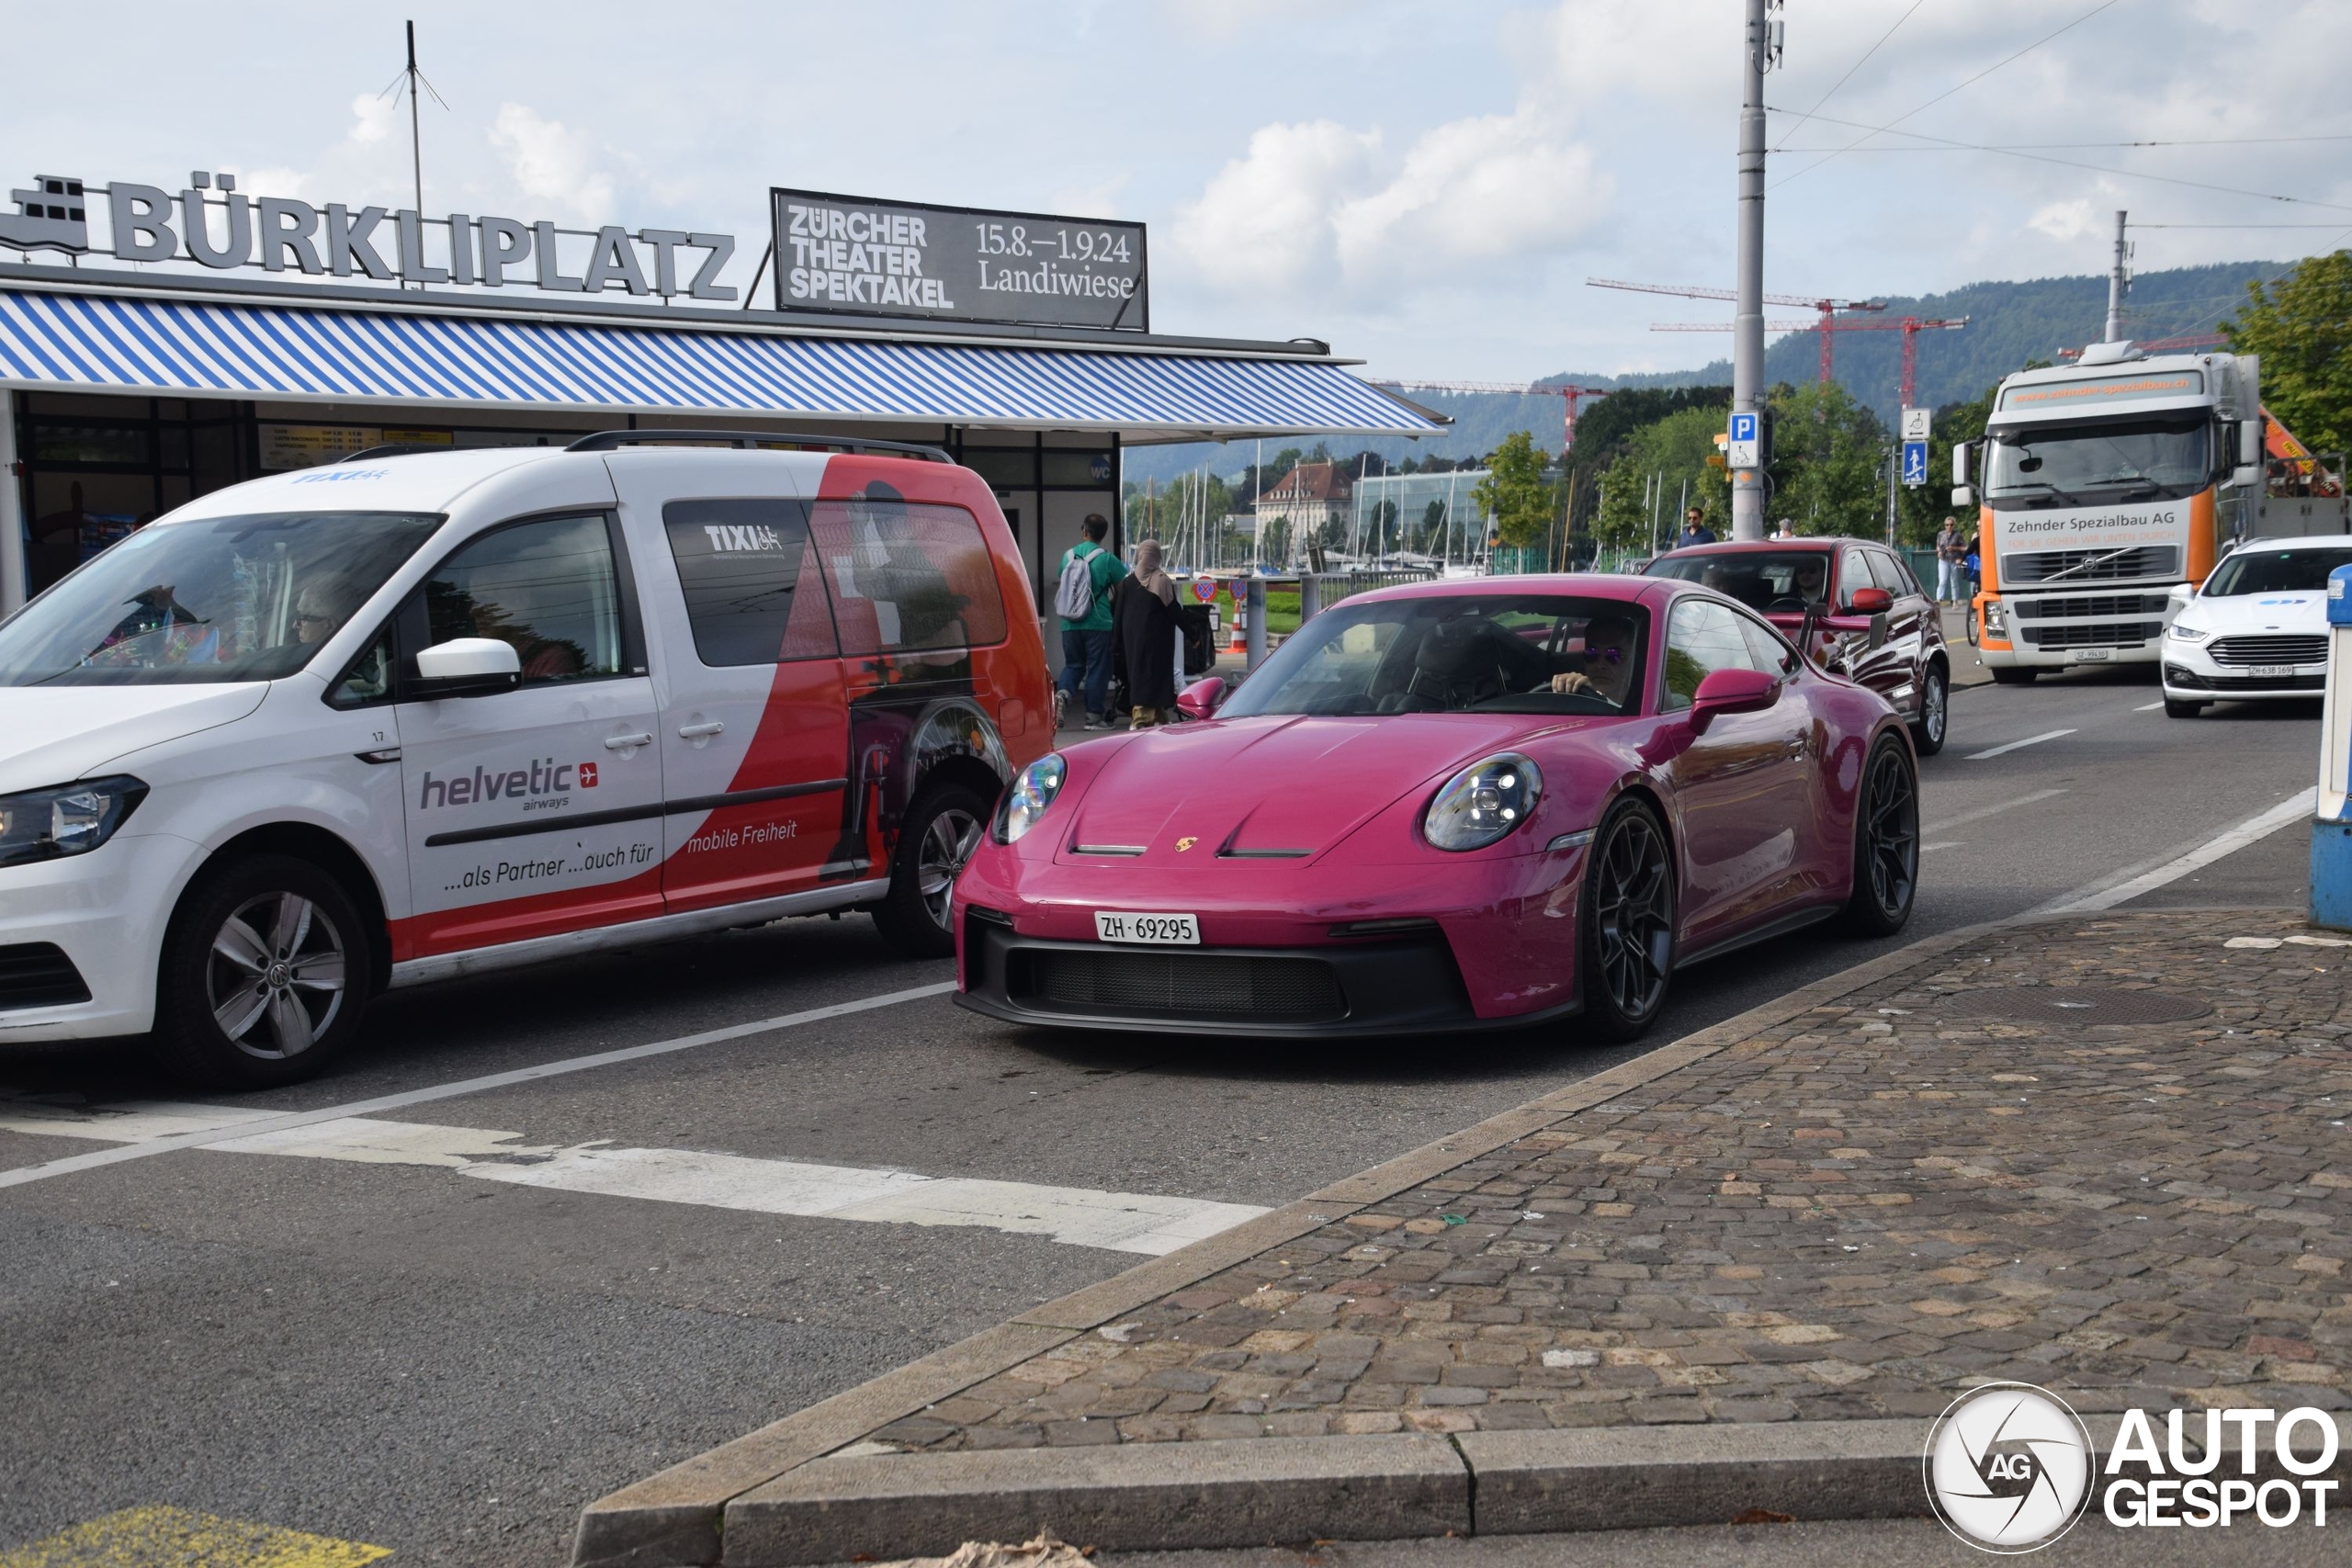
[
  {"left": 1245, "top": 578, "right": 1267, "bottom": 671},
  {"left": 2312, "top": 563, "right": 2352, "bottom": 929},
  {"left": 1298, "top": 573, "right": 1321, "bottom": 626}
]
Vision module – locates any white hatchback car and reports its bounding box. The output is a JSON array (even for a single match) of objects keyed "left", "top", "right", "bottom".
[{"left": 2161, "top": 535, "right": 2352, "bottom": 716}]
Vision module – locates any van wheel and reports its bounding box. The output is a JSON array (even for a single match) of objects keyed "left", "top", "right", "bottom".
[
  {"left": 152, "top": 854, "right": 374, "bottom": 1089},
  {"left": 2164, "top": 697, "right": 2207, "bottom": 718},
  {"left": 1578, "top": 796, "right": 1676, "bottom": 1043},
  {"left": 872, "top": 783, "right": 989, "bottom": 959},
  {"left": 1990, "top": 667, "right": 2037, "bottom": 685},
  {"left": 1910, "top": 664, "right": 1949, "bottom": 756}
]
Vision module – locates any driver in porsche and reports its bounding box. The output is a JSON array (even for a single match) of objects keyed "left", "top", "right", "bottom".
[{"left": 1547, "top": 612, "right": 1638, "bottom": 706}]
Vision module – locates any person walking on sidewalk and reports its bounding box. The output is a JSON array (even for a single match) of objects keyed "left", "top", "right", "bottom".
[
  {"left": 1053, "top": 513, "right": 1125, "bottom": 730},
  {"left": 1677, "top": 507, "right": 1716, "bottom": 548},
  {"left": 1935, "top": 516, "right": 1966, "bottom": 604},
  {"left": 1113, "top": 538, "right": 1182, "bottom": 728}
]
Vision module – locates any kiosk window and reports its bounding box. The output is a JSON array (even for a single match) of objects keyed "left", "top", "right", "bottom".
[
  {"left": 417, "top": 514, "right": 626, "bottom": 685},
  {"left": 662, "top": 499, "right": 838, "bottom": 666},
  {"left": 809, "top": 498, "right": 1008, "bottom": 657}
]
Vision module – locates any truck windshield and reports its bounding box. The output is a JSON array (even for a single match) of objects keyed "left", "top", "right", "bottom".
[
  {"left": 1986, "top": 417, "right": 2210, "bottom": 503},
  {"left": 1217, "top": 594, "right": 1649, "bottom": 718},
  {"left": 2203, "top": 547, "right": 2352, "bottom": 596},
  {"left": 0, "top": 511, "right": 442, "bottom": 686}
]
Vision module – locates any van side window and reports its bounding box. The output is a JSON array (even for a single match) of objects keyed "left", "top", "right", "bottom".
[
  {"left": 415, "top": 513, "right": 626, "bottom": 685},
  {"left": 808, "top": 496, "right": 1009, "bottom": 657},
  {"left": 661, "top": 499, "right": 838, "bottom": 666}
]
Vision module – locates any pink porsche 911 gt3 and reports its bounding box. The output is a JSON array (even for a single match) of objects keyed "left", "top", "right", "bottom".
[{"left": 953, "top": 574, "right": 1917, "bottom": 1043}]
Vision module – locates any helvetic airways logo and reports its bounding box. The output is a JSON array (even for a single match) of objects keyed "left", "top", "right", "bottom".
[
  {"left": 418, "top": 758, "right": 596, "bottom": 809},
  {"left": 1925, "top": 1382, "right": 2093, "bottom": 1553}
]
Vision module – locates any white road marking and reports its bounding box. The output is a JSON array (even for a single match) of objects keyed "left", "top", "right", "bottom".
[
  {"left": 0, "top": 1103, "right": 1267, "bottom": 1256},
  {"left": 1922, "top": 787, "right": 2068, "bottom": 837},
  {"left": 0, "top": 980, "right": 956, "bottom": 1191},
  {"left": 1966, "top": 728, "right": 2077, "bottom": 761},
  {"left": 1921, "top": 841, "right": 1963, "bottom": 853},
  {"left": 2041, "top": 788, "right": 2316, "bottom": 914},
  {"left": 2135, "top": 701, "right": 2167, "bottom": 712}
]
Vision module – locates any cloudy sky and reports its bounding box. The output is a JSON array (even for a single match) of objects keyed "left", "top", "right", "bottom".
[{"left": 4, "top": 0, "right": 2345, "bottom": 381}]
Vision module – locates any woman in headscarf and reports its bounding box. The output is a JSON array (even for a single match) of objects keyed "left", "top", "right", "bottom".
[{"left": 1113, "top": 538, "right": 1182, "bottom": 728}]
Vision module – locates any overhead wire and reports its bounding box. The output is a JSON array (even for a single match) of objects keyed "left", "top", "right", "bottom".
[{"left": 1767, "top": 0, "right": 1930, "bottom": 154}]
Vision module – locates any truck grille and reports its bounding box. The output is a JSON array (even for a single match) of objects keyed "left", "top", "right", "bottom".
[
  {"left": 2004, "top": 546, "right": 2181, "bottom": 584},
  {"left": 2209, "top": 635, "right": 2326, "bottom": 667},
  {"left": 2013, "top": 593, "right": 2173, "bottom": 620},
  {"left": 0, "top": 942, "right": 91, "bottom": 1010},
  {"left": 2018, "top": 621, "right": 2162, "bottom": 649},
  {"left": 1015, "top": 950, "right": 1345, "bottom": 1022}
]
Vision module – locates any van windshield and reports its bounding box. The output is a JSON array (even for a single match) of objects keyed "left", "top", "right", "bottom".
[{"left": 0, "top": 511, "right": 442, "bottom": 686}]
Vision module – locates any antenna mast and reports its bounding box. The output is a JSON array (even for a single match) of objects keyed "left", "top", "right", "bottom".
[{"left": 381, "top": 20, "right": 448, "bottom": 242}]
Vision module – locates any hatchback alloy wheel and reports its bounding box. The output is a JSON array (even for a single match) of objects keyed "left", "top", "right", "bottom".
[
  {"left": 917, "top": 805, "right": 985, "bottom": 931},
  {"left": 206, "top": 890, "right": 348, "bottom": 1061},
  {"left": 1593, "top": 810, "right": 1674, "bottom": 1023}
]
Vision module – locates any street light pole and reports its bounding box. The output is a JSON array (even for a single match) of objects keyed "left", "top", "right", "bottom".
[{"left": 1731, "top": 0, "right": 1779, "bottom": 542}]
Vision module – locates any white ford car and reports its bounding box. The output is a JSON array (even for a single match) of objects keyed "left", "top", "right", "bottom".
[{"left": 2161, "top": 535, "right": 2352, "bottom": 716}]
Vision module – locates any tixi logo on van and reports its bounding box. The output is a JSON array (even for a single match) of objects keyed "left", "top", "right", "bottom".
[
  {"left": 418, "top": 757, "right": 598, "bottom": 812},
  {"left": 703, "top": 523, "right": 784, "bottom": 552}
]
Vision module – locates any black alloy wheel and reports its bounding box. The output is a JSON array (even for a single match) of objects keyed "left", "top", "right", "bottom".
[
  {"left": 1911, "top": 664, "right": 1949, "bottom": 756},
  {"left": 1578, "top": 797, "right": 1676, "bottom": 1042},
  {"left": 2163, "top": 697, "right": 2206, "bottom": 718},
  {"left": 873, "top": 781, "right": 990, "bottom": 958},
  {"left": 1841, "top": 736, "right": 1919, "bottom": 937}
]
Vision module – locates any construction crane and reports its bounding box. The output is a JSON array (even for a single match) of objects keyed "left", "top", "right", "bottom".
[
  {"left": 1652, "top": 315, "right": 1968, "bottom": 408},
  {"left": 1589, "top": 277, "right": 1887, "bottom": 384},
  {"left": 1370, "top": 379, "right": 1613, "bottom": 452}
]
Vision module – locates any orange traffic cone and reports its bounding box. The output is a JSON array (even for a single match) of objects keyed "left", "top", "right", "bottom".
[{"left": 1226, "top": 584, "right": 1248, "bottom": 656}]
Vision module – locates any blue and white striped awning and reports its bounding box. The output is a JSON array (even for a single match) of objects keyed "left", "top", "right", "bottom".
[{"left": 0, "top": 286, "right": 1441, "bottom": 438}]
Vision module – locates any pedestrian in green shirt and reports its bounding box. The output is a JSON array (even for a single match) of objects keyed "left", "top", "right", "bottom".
[{"left": 1052, "top": 513, "right": 1126, "bottom": 729}]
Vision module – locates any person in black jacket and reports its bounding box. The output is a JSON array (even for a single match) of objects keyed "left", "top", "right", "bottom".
[{"left": 1113, "top": 539, "right": 1182, "bottom": 728}]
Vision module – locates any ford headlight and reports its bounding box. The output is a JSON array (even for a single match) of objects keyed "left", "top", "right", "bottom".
[
  {"left": 993, "top": 753, "right": 1067, "bottom": 845},
  {"left": 2166, "top": 622, "right": 2209, "bottom": 643},
  {"left": 0, "top": 776, "right": 148, "bottom": 869},
  {"left": 1424, "top": 753, "right": 1542, "bottom": 852}
]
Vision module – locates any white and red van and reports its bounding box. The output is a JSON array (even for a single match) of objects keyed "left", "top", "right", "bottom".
[{"left": 0, "top": 434, "right": 1053, "bottom": 1084}]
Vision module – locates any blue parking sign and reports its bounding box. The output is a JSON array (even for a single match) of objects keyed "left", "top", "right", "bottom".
[
  {"left": 1729, "top": 412, "right": 1758, "bottom": 443},
  {"left": 1902, "top": 440, "right": 1928, "bottom": 487}
]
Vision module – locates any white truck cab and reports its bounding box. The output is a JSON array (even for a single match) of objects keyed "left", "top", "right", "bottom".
[{"left": 0, "top": 436, "right": 1051, "bottom": 1085}]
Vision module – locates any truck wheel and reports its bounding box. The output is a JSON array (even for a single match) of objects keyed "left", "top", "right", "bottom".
[
  {"left": 872, "top": 782, "right": 989, "bottom": 959},
  {"left": 1910, "top": 664, "right": 1949, "bottom": 756},
  {"left": 1990, "top": 667, "right": 2037, "bottom": 685},
  {"left": 1841, "top": 735, "right": 1919, "bottom": 938},
  {"left": 1578, "top": 796, "right": 1676, "bottom": 1043},
  {"left": 2164, "top": 697, "right": 2206, "bottom": 718},
  {"left": 151, "top": 853, "right": 374, "bottom": 1089}
]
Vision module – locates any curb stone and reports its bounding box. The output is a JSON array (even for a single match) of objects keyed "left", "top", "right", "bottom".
[{"left": 571, "top": 908, "right": 2270, "bottom": 1566}]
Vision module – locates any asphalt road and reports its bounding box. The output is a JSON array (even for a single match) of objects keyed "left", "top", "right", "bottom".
[{"left": 0, "top": 665, "right": 2322, "bottom": 1566}]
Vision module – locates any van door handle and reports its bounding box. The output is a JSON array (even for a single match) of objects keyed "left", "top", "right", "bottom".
[
  {"left": 675, "top": 721, "right": 725, "bottom": 739},
  {"left": 605, "top": 732, "right": 654, "bottom": 750}
]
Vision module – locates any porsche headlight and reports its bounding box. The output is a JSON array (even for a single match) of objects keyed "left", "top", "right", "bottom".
[
  {"left": 0, "top": 775, "right": 148, "bottom": 869},
  {"left": 1423, "top": 753, "right": 1542, "bottom": 852},
  {"left": 993, "top": 753, "right": 1067, "bottom": 845},
  {"left": 2166, "top": 621, "right": 2209, "bottom": 643}
]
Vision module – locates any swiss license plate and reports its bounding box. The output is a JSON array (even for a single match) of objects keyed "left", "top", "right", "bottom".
[
  {"left": 1095, "top": 911, "right": 1200, "bottom": 945},
  {"left": 2247, "top": 664, "right": 2295, "bottom": 680},
  {"left": 2067, "top": 647, "right": 2112, "bottom": 662}
]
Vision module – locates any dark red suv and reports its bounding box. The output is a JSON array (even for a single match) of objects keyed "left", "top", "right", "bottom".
[{"left": 1646, "top": 537, "right": 1951, "bottom": 755}]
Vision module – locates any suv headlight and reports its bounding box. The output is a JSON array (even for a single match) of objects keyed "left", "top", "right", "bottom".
[
  {"left": 0, "top": 776, "right": 149, "bottom": 869},
  {"left": 1424, "top": 753, "right": 1542, "bottom": 852},
  {"left": 2166, "top": 621, "right": 2209, "bottom": 643},
  {"left": 993, "top": 753, "right": 1067, "bottom": 845}
]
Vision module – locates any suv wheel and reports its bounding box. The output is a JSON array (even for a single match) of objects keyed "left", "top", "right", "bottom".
[
  {"left": 1911, "top": 664, "right": 1949, "bottom": 756},
  {"left": 152, "top": 854, "right": 373, "bottom": 1088},
  {"left": 872, "top": 782, "right": 989, "bottom": 958}
]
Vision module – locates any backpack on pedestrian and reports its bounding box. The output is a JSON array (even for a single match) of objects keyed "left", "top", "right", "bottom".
[{"left": 1054, "top": 545, "right": 1098, "bottom": 622}]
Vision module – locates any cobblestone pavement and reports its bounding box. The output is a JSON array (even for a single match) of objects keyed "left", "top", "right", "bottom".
[{"left": 866, "top": 910, "right": 2351, "bottom": 1450}]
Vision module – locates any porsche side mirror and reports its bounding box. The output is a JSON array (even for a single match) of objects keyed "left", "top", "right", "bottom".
[
  {"left": 1176, "top": 675, "right": 1228, "bottom": 720},
  {"left": 1688, "top": 667, "right": 1779, "bottom": 731},
  {"left": 1845, "top": 586, "right": 1893, "bottom": 615},
  {"left": 413, "top": 637, "right": 522, "bottom": 698}
]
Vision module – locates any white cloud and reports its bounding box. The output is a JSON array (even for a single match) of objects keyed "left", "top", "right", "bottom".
[
  {"left": 347, "top": 92, "right": 397, "bottom": 147},
  {"left": 217, "top": 164, "right": 313, "bottom": 202},
  {"left": 1173, "top": 120, "right": 1380, "bottom": 292},
  {"left": 487, "top": 103, "right": 615, "bottom": 222},
  {"left": 1333, "top": 106, "right": 1608, "bottom": 280},
  {"left": 1049, "top": 172, "right": 1133, "bottom": 220}
]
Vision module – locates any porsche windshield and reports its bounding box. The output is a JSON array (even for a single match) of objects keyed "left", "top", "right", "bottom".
[
  {"left": 0, "top": 511, "right": 443, "bottom": 686},
  {"left": 1216, "top": 594, "right": 1649, "bottom": 718},
  {"left": 1986, "top": 416, "right": 2211, "bottom": 504}
]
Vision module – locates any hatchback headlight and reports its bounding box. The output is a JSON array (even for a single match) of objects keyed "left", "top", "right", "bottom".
[
  {"left": 0, "top": 776, "right": 148, "bottom": 869},
  {"left": 2166, "top": 622, "right": 2209, "bottom": 642},
  {"left": 993, "top": 753, "right": 1067, "bottom": 845},
  {"left": 1424, "top": 753, "right": 1542, "bottom": 852}
]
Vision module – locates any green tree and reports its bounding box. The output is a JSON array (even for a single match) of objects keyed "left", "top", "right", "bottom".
[
  {"left": 1591, "top": 406, "right": 1732, "bottom": 552},
  {"left": 1761, "top": 380, "right": 1888, "bottom": 536},
  {"left": 2225, "top": 251, "right": 2352, "bottom": 452},
  {"left": 1471, "top": 431, "right": 1559, "bottom": 547}
]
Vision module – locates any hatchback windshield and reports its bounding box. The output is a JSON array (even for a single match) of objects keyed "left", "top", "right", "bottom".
[
  {"left": 0, "top": 511, "right": 442, "bottom": 686},
  {"left": 1217, "top": 594, "right": 1649, "bottom": 718},
  {"left": 1986, "top": 417, "right": 2210, "bottom": 502},
  {"left": 2203, "top": 546, "right": 2352, "bottom": 596},
  {"left": 1647, "top": 550, "right": 1832, "bottom": 613}
]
